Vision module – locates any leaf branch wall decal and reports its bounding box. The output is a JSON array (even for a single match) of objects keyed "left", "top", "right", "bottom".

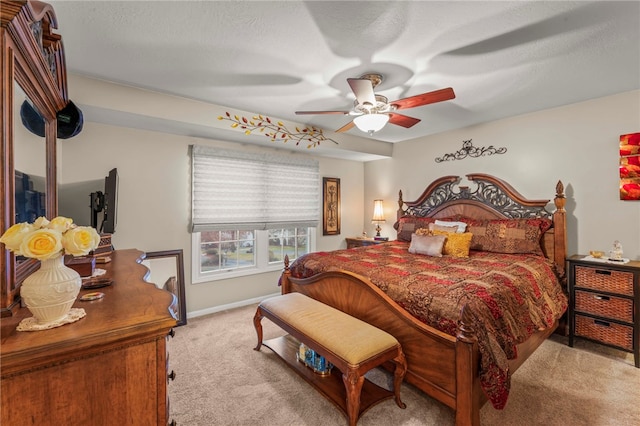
[{"left": 218, "top": 112, "right": 338, "bottom": 148}]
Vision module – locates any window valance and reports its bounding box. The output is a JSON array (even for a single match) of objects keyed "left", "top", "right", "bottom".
[{"left": 191, "top": 145, "right": 319, "bottom": 232}]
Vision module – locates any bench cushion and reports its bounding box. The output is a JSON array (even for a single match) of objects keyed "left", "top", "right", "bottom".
[{"left": 260, "top": 293, "right": 398, "bottom": 365}]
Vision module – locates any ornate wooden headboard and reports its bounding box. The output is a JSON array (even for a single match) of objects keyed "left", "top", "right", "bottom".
[{"left": 395, "top": 173, "right": 567, "bottom": 280}]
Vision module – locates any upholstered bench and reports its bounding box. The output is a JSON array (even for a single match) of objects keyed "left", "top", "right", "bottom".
[{"left": 253, "top": 292, "right": 407, "bottom": 426}]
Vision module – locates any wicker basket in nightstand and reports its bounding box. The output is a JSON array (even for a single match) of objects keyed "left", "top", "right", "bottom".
[{"left": 567, "top": 255, "right": 640, "bottom": 367}]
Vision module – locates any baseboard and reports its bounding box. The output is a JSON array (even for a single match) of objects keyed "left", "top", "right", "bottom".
[{"left": 187, "top": 292, "right": 280, "bottom": 319}]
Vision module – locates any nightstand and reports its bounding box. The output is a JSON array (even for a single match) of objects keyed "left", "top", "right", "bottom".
[
  {"left": 345, "top": 238, "right": 386, "bottom": 249},
  {"left": 567, "top": 255, "right": 640, "bottom": 367}
]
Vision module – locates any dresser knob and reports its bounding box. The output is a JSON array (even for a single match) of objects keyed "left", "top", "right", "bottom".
[{"left": 168, "top": 370, "right": 176, "bottom": 381}]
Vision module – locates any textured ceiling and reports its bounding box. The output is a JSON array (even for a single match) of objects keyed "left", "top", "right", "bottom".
[{"left": 48, "top": 0, "right": 640, "bottom": 153}]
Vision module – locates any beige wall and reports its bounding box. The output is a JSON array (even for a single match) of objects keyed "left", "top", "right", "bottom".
[
  {"left": 59, "top": 121, "right": 364, "bottom": 316},
  {"left": 365, "top": 90, "right": 640, "bottom": 260}
]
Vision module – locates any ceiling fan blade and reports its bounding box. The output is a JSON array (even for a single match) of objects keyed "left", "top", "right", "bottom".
[
  {"left": 391, "top": 87, "right": 455, "bottom": 110},
  {"left": 388, "top": 113, "right": 421, "bottom": 128},
  {"left": 295, "top": 110, "right": 350, "bottom": 115},
  {"left": 335, "top": 120, "right": 355, "bottom": 133},
  {"left": 347, "top": 78, "right": 377, "bottom": 107}
]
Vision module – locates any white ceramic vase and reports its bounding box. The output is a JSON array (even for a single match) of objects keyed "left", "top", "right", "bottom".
[{"left": 20, "top": 256, "right": 82, "bottom": 325}]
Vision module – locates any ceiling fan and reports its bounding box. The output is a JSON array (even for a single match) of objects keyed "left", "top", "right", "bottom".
[{"left": 295, "top": 73, "right": 455, "bottom": 135}]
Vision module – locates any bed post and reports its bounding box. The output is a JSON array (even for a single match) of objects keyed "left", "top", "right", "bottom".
[
  {"left": 281, "top": 255, "right": 292, "bottom": 294},
  {"left": 553, "top": 181, "right": 567, "bottom": 281},
  {"left": 397, "top": 190, "right": 405, "bottom": 221},
  {"left": 455, "top": 305, "right": 481, "bottom": 426}
]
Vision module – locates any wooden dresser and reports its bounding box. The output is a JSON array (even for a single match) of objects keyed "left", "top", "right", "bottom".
[
  {"left": 0, "top": 249, "right": 178, "bottom": 425},
  {"left": 567, "top": 254, "right": 639, "bottom": 367}
]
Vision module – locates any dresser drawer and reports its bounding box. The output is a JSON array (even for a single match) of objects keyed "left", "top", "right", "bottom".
[
  {"left": 575, "top": 266, "right": 634, "bottom": 296},
  {"left": 575, "top": 290, "right": 634, "bottom": 323},
  {"left": 575, "top": 315, "right": 633, "bottom": 351}
]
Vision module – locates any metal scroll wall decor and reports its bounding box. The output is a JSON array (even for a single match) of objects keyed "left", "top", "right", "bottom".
[
  {"left": 218, "top": 112, "right": 338, "bottom": 148},
  {"left": 435, "top": 139, "right": 507, "bottom": 163},
  {"left": 619, "top": 132, "right": 640, "bottom": 200}
]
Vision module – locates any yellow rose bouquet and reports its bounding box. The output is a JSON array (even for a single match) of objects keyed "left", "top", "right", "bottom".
[{"left": 0, "top": 216, "right": 101, "bottom": 260}]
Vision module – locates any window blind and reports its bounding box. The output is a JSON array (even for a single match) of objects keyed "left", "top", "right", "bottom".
[{"left": 191, "top": 145, "right": 319, "bottom": 232}]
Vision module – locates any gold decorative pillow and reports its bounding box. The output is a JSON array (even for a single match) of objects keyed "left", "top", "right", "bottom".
[
  {"left": 431, "top": 230, "right": 473, "bottom": 258},
  {"left": 408, "top": 234, "right": 446, "bottom": 257}
]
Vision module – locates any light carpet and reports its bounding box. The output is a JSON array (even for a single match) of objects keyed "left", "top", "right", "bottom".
[{"left": 167, "top": 304, "right": 639, "bottom": 425}]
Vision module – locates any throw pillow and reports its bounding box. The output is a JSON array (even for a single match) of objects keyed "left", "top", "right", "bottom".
[
  {"left": 408, "top": 234, "right": 446, "bottom": 257},
  {"left": 415, "top": 227, "right": 431, "bottom": 236},
  {"left": 431, "top": 230, "right": 473, "bottom": 257},
  {"left": 435, "top": 219, "right": 468, "bottom": 233},
  {"left": 428, "top": 222, "right": 460, "bottom": 233},
  {"left": 466, "top": 218, "right": 551, "bottom": 255},
  {"left": 396, "top": 216, "right": 436, "bottom": 241}
]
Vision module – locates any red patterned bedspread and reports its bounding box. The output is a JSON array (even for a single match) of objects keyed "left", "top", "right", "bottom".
[{"left": 288, "top": 241, "right": 568, "bottom": 409}]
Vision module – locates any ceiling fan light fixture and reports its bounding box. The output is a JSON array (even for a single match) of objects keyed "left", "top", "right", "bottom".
[{"left": 353, "top": 113, "right": 389, "bottom": 135}]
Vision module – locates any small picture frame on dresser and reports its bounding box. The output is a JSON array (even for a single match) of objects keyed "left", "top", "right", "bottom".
[{"left": 142, "top": 249, "right": 187, "bottom": 326}]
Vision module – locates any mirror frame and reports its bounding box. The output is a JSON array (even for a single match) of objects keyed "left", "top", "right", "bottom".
[
  {"left": 144, "top": 249, "right": 187, "bottom": 326},
  {"left": 1, "top": 1, "right": 68, "bottom": 316}
]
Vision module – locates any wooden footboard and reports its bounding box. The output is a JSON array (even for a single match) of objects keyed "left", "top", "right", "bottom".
[{"left": 280, "top": 263, "right": 556, "bottom": 426}]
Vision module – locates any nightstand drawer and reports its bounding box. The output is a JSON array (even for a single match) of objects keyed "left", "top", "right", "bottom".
[
  {"left": 575, "top": 266, "right": 633, "bottom": 295},
  {"left": 575, "top": 315, "right": 633, "bottom": 351},
  {"left": 575, "top": 290, "right": 633, "bottom": 323}
]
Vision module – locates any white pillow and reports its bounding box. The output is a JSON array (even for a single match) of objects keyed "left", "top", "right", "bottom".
[
  {"left": 435, "top": 220, "right": 467, "bottom": 233},
  {"left": 428, "top": 223, "right": 458, "bottom": 233}
]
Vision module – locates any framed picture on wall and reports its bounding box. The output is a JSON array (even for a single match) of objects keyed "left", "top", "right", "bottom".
[
  {"left": 322, "top": 177, "right": 340, "bottom": 235},
  {"left": 619, "top": 132, "right": 640, "bottom": 200}
]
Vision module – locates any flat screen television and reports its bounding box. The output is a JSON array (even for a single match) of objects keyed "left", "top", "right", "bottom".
[
  {"left": 102, "top": 168, "right": 118, "bottom": 234},
  {"left": 58, "top": 168, "right": 118, "bottom": 234}
]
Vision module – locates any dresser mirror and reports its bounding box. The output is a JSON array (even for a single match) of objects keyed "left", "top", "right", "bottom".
[
  {"left": 13, "top": 81, "right": 47, "bottom": 245},
  {"left": 1, "top": 0, "right": 68, "bottom": 316}
]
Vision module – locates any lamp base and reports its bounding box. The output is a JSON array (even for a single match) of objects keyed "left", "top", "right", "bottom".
[{"left": 375, "top": 224, "right": 382, "bottom": 237}]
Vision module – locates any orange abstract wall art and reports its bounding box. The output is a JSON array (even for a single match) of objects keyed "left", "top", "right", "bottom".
[{"left": 620, "top": 132, "right": 640, "bottom": 200}]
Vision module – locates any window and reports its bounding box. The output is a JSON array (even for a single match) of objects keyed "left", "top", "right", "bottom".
[
  {"left": 191, "top": 146, "right": 319, "bottom": 282},
  {"left": 193, "top": 227, "right": 313, "bottom": 281},
  {"left": 267, "top": 227, "right": 310, "bottom": 264},
  {"left": 200, "top": 230, "right": 256, "bottom": 273}
]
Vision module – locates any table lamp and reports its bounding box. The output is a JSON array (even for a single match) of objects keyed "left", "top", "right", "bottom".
[{"left": 371, "top": 199, "right": 385, "bottom": 237}]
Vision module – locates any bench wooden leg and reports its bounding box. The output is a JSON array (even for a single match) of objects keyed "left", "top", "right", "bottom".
[
  {"left": 393, "top": 349, "right": 407, "bottom": 409},
  {"left": 342, "top": 369, "right": 365, "bottom": 426},
  {"left": 253, "top": 306, "right": 264, "bottom": 351}
]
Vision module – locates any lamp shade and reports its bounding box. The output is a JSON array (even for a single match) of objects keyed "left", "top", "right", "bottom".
[
  {"left": 353, "top": 113, "right": 389, "bottom": 134},
  {"left": 371, "top": 199, "right": 385, "bottom": 222}
]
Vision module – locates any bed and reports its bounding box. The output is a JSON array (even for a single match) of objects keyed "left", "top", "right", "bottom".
[{"left": 279, "top": 173, "right": 568, "bottom": 426}]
